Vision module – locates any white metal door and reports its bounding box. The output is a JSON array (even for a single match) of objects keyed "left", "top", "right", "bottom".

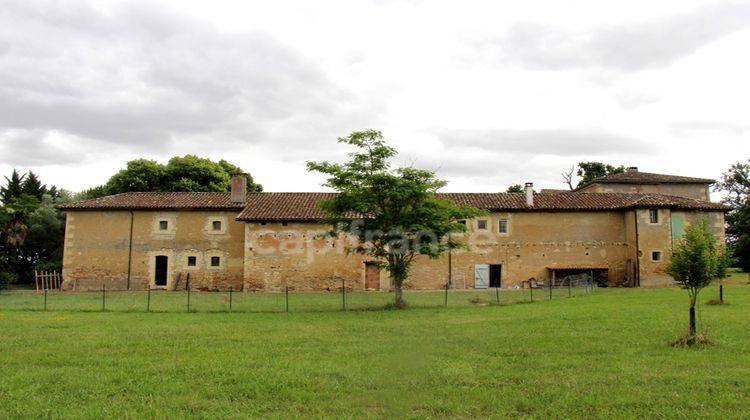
[{"left": 474, "top": 264, "right": 489, "bottom": 289}]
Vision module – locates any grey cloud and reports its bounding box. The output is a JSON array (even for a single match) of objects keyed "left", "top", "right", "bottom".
[
  {"left": 432, "top": 128, "right": 653, "bottom": 157},
  {"left": 404, "top": 154, "right": 572, "bottom": 193},
  {"left": 669, "top": 121, "right": 750, "bottom": 137},
  {"left": 0, "top": 0, "right": 371, "bottom": 164},
  {"left": 0, "top": 130, "right": 83, "bottom": 166},
  {"left": 615, "top": 91, "right": 661, "bottom": 109},
  {"left": 493, "top": 2, "right": 750, "bottom": 72}
]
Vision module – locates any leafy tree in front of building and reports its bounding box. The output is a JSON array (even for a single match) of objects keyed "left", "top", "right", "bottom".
[
  {"left": 81, "top": 155, "right": 263, "bottom": 199},
  {"left": 716, "top": 159, "right": 750, "bottom": 271},
  {"left": 307, "top": 130, "right": 485, "bottom": 308},
  {"left": 666, "top": 218, "right": 729, "bottom": 344}
]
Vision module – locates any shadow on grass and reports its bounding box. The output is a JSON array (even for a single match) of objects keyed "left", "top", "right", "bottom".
[{"left": 706, "top": 299, "right": 729, "bottom": 306}]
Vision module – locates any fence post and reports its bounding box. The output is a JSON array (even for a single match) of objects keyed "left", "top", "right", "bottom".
[
  {"left": 102, "top": 283, "right": 106, "bottom": 311},
  {"left": 44, "top": 288, "right": 48, "bottom": 311},
  {"left": 341, "top": 280, "right": 346, "bottom": 311},
  {"left": 444, "top": 282, "right": 449, "bottom": 307},
  {"left": 495, "top": 286, "right": 500, "bottom": 304},
  {"left": 187, "top": 278, "right": 191, "bottom": 313},
  {"left": 549, "top": 278, "right": 552, "bottom": 300},
  {"left": 530, "top": 282, "right": 533, "bottom": 302},
  {"left": 720, "top": 284, "right": 724, "bottom": 304},
  {"left": 568, "top": 277, "right": 572, "bottom": 297},
  {"left": 285, "top": 286, "right": 289, "bottom": 313},
  {"left": 147, "top": 286, "right": 151, "bottom": 312},
  {"left": 229, "top": 287, "right": 233, "bottom": 312}
]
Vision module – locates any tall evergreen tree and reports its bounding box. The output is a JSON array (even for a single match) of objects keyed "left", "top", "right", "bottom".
[
  {"left": 0, "top": 169, "right": 25, "bottom": 204},
  {"left": 21, "top": 171, "right": 46, "bottom": 199}
]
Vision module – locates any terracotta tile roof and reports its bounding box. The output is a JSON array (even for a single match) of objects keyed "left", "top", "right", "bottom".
[
  {"left": 440, "top": 192, "right": 726, "bottom": 212},
  {"left": 235, "top": 192, "right": 726, "bottom": 221},
  {"left": 236, "top": 193, "right": 336, "bottom": 221},
  {"left": 582, "top": 171, "right": 715, "bottom": 186},
  {"left": 59, "top": 191, "right": 727, "bottom": 219},
  {"left": 57, "top": 192, "right": 247, "bottom": 210}
]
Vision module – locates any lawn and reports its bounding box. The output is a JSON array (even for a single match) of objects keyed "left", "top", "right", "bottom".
[{"left": 1, "top": 284, "right": 749, "bottom": 418}]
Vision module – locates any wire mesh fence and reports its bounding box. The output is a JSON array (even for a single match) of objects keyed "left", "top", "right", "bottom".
[{"left": 0, "top": 277, "right": 596, "bottom": 313}]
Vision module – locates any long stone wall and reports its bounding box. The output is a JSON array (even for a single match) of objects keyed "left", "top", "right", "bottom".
[{"left": 62, "top": 210, "right": 245, "bottom": 291}]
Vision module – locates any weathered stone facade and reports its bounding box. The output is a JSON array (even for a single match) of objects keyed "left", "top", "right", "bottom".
[
  {"left": 59, "top": 172, "right": 726, "bottom": 291},
  {"left": 61, "top": 194, "right": 247, "bottom": 290}
]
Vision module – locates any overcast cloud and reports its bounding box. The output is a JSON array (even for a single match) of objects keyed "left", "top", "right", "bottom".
[{"left": 1, "top": 0, "right": 749, "bottom": 193}]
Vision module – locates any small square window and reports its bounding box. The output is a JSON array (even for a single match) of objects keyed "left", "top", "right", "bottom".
[
  {"left": 260, "top": 221, "right": 267, "bottom": 226},
  {"left": 457, "top": 220, "right": 466, "bottom": 225},
  {"left": 187, "top": 256, "right": 196, "bottom": 267},
  {"left": 649, "top": 209, "right": 658, "bottom": 224},
  {"left": 210, "top": 256, "right": 220, "bottom": 267},
  {"left": 652, "top": 251, "right": 662, "bottom": 261},
  {"left": 159, "top": 220, "right": 168, "bottom": 230},
  {"left": 281, "top": 221, "right": 288, "bottom": 226},
  {"left": 477, "top": 220, "right": 488, "bottom": 230},
  {"left": 499, "top": 219, "right": 508, "bottom": 234},
  {"left": 212, "top": 221, "right": 222, "bottom": 231}
]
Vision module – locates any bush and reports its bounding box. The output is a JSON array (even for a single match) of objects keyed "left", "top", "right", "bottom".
[{"left": 0, "top": 271, "right": 18, "bottom": 290}]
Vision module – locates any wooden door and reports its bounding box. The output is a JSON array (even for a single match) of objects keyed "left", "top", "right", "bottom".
[{"left": 365, "top": 262, "right": 380, "bottom": 291}]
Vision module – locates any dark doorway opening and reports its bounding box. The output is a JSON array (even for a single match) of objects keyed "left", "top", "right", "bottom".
[
  {"left": 155, "top": 255, "right": 168, "bottom": 286},
  {"left": 489, "top": 264, "right": 502, "bottom": 288}
]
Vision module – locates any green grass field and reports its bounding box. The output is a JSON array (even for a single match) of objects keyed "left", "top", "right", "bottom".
[
  {"left": 0, "top": 285, "right": 588, "bottom": 313},
  {"left": 1, "top": 279, "right": 749, "bottom": 418}
]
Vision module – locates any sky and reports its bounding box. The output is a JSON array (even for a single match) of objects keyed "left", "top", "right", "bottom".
[{"left": 1, "top": 0, "right": 749, "bottom": 194}]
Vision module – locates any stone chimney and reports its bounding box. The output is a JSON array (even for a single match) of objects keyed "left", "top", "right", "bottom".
[
  {"left": 626, "top": 166, "right": 639, "bottom": 172},
  {"left": 230, "top": 175, "right": 247, "bottom": 203},
  {"left": 524, "top": 182, "right": 534, "bottom": 207}
]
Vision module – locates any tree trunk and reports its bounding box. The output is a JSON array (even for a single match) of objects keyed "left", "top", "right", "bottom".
[
  {"left": 391, "top": 271, "right": 407, "bottom": 309},
  {"left": 689, "top": 306, "right": 696, "bottom": 336},
  {"left": 394, "top": 282, "right": 404, "bottom": 308}
]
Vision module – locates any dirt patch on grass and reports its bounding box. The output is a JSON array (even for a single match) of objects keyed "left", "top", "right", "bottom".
[{"left": 671, "top": 333, "right": 712, "bottom": 347}]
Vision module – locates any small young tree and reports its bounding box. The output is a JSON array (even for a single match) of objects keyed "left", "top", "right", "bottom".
[
  {"left": 666, "top": 218, "right": 727, "bottom": 338},
  {"left": 307, "top": 130, "right": 484, "bottom": 308}
]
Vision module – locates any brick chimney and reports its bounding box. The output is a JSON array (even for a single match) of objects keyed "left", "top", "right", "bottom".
[
  {"left": 626, "top": 166, "right": 638, "bottom": 172},
  {"left": 524, "top": 182, "right": 534, "bottom": 206},
  {"left": 230, "top": 175, "right": 247, "bottom": 203}
]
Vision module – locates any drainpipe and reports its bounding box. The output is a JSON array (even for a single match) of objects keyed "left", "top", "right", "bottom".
[
  {"left": 633, "top": 210, "right": 640, "bottom": 287},
  {"left": 669, "top": 208, "right": 674, "bottom": 249},
  {"left": 127, "top": 211, "right": 134, "bottom": 290}
]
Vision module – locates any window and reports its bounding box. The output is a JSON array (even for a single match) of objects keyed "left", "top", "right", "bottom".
[
  {"left": 282, "top": 221, "right": 288, "bottom": 226},
  {"left": 499, "top": 219, "right": 508, "bottom": 234},
  {"left": 651, "top": 251, "right": 662, "bottom": 261},
  {"left": 187, "top": 256, "right": 196, "bottom": 267},
  {"left": 210, "top": 256, "right": 220, "bottom": 267},
  {"left": 457, "top": 220, "right": 466, "bottom": 225},
  {"left": 477, "top": 220, "right": 488, "bottom": 230},
  {"left": 159, "top": 220, "right": 168, "bottom": 230},
  {"left": 649, "top": 209, "right": 658, "bottom": 224},
  {"left": 212, "top": 221, "right": 222, "bottom": 231}
]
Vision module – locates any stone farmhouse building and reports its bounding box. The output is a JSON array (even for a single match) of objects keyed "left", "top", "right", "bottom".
[{"left": 58, "top": 168, "right": 726, "bottom": 291}]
